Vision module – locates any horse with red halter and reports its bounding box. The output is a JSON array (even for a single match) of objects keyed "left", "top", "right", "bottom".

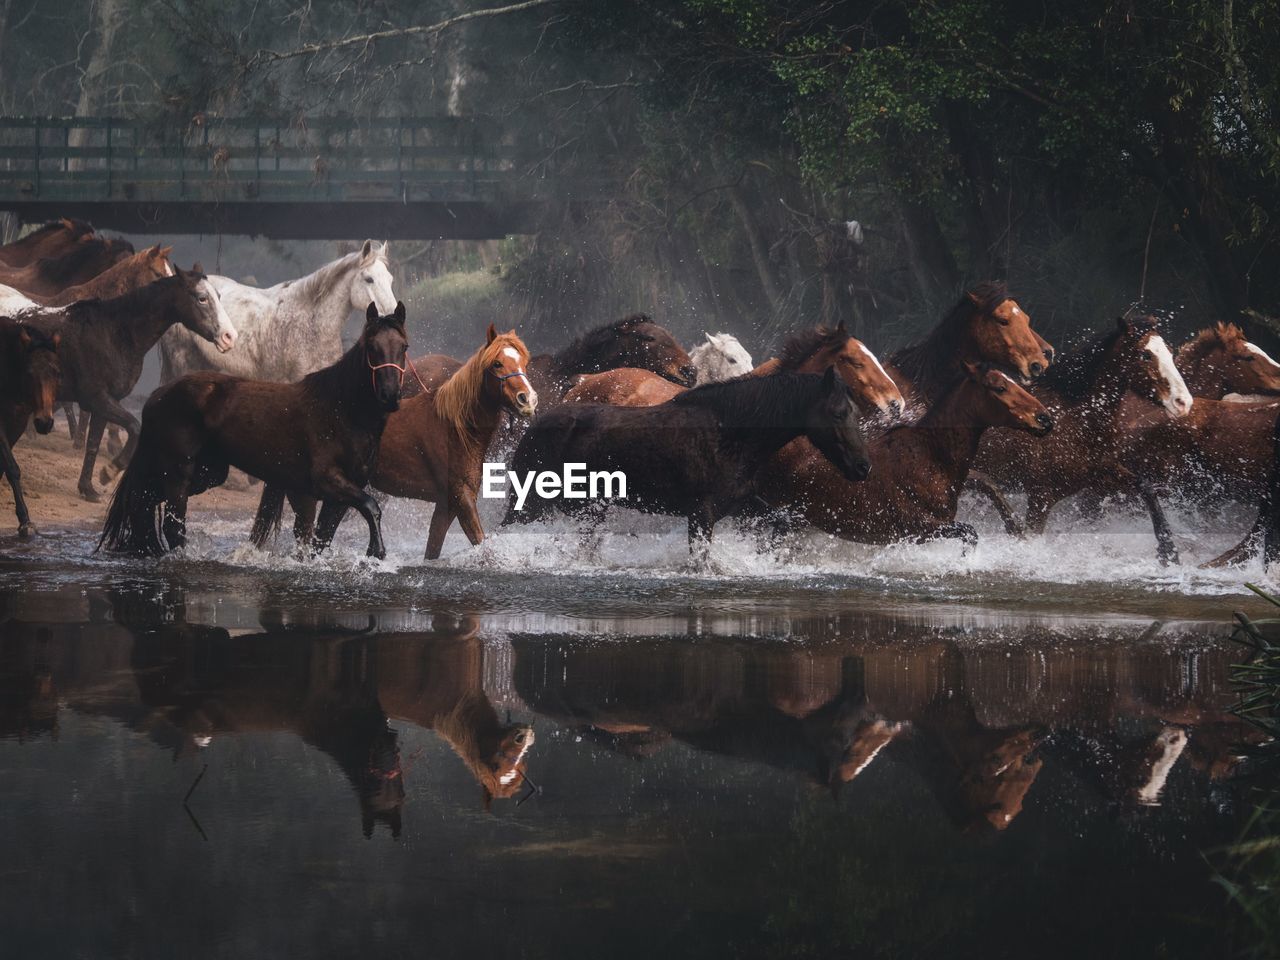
[
  {"left": 0, "top": 319, "right": 61, "bottom": 538},
  {"left": 973, "top": 315, "right": 1194, "bottom": 562},
  {"left": 252, "top": 325, "right": 538, "bottom": 560},
  {"left": 564, "top": 320, "right": 905, "bottom": 420},
  {"left": 98, "top": 303, "right": 409, "bottom": 558},
  {"left": 885, "top": 281, "right": 1052, "bottom": 407},
  {"left": 761, "top": 363, "right": 1052, "bottom": 547},
  {"left": 21, "top": 265, "right": 238, "bottom": 502},
  {"left": 401, "top": 313, "right": 697, "bottom": 409},
  {"left": 0, "top": 235, "right": 134, "bottom": 298},
  {"left": 0, "top": 218, "right": 94, "bottom": 268}
]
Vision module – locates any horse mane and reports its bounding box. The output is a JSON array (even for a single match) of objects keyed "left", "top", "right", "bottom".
[
  {"left": 435, "top": 332, "right": 528, "bottom": 456},
  {"left": 890, "top": 281, "right": 1010, "bottom": 390},
  {"left": 779, "top": 324, "right": 850, "bottom": 370},
  {"left": 554, "top": 313, "right": 652, "bottom": 370},
  {"left": 1179, "top": 321, "right": 1244, "bottom": 363},
  {"left": 291, "top": 244, "right": 385, "bottom": 305},
  {"left": 33, "top": 239, "right": 111, "bottom": 284},
  {"left": 1036, "top": 315, "right": 1159, "bottom": 401},
  {"left": 671, "top": 370, "right": 824, "bottom": 428}
]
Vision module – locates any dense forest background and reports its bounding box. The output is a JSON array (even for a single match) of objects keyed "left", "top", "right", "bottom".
[{"left": 3, "top": 0, "right": 1280, "bottom": 356}]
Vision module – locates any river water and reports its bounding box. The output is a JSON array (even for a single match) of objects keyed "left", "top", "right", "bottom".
[{"left": 0, "top": 499, "right": 1272, "bottom": 958}]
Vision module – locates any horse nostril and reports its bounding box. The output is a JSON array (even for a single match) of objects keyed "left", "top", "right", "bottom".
[
  {"left": 1036, "top": 413, "right": 1052, "bottom": 429},
  {"left": 888, "top": 399, "right": 902, "bottom": 416},
  {"left": 517, "top": 392, "right": 528, "bottom": 405},
  {"left": 1029, "top": 361, "right": 1044, "bottom": 376}
]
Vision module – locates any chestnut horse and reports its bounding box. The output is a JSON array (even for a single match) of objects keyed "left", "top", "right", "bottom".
[
  {"left": 504, "top": 369, "right": 871, "bottom": 557},
  {"left": 564, "top": 320, "right": 904, "bottom": 419},
  {"left": 886, "top": 281, "right": 1052, "bottom": 407},
  {"left": 973, "top": 315, "right": 1193, "bottom": 563},
  {"left": 1176, "top": 322, "right": 1280, "bottom": 400},
  {"left": 760, "top": 363, "right": 1052, "bottom": 547},
  {"left": 0, "top": 235, "right": 134, "bottom": 297},
  {"left": 252, "top": 325, "right": 538, "bottom": 560},
  {"left": 400, "top": 313, "right": 697, "bottom": 409},
  {"left": 0, "top": 218, "right": 94, "bottom": 268},
  {"left": 0, "top": 319, "right": 61, "bottom": 538},
  {"left": 99, "top": 303, "right": 409, "bottom": 558}
]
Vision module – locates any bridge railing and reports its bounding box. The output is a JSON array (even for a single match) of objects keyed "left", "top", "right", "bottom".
[{"left": 0, "top": 116, "right": 543, "bottom": 204}]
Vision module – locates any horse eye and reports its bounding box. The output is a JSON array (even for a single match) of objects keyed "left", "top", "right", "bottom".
[
  {"left": 492, "top": 360, "right": 502, "bottom": 368},
  {"left": 365, "top": 277, "right": 373, "bottom": 283},
  {"left": 198, "top": 295, "right": 208, "bottom": 303},
  {"left": 728, "top": 358, "right": 737, "bottom": 365},
  {"left": 1241, "top": 355, "right": 1255, "bottom": 362}
]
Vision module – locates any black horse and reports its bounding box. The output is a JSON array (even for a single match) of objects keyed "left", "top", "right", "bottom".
[
  {"left": 502, "top": 368, "right": 871, "bottom": 556},
  {"left": 98, "top": 303, "right": 409, "bottom": 559}
]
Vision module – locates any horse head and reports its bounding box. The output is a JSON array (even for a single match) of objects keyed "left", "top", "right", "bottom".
[
  {"left": 479, "top": 722, "right": 536, "bottom": 809},
  {"left": 348, "top": 240, "right": 397, "bottom": 316},
  {"left": 805, "top": 367, "right": 872, "bottom": 482},
  {"left": 363, "top": 301, "right": 410, "bottom": 411},
  {"left": 579, "top": 315, "right": 697, "bottom": 387},
  {"left": 173, "top": 263, "right": 237, "bottom": 353},
  {"left": 481, "top": 323, "right": 537, "bottom": 417},
  {"left": 960, "top": 283, "right": 1051, "bottom": 382},
  {"left": 1121, "top": 316, "right": 1193, "bottom": 417},
  {"left": 1186, "top": 322, "right": 1280, "bottom": 397},
  {"left": 962, "top": 361, "right": 1053, "bottom": 435},
  {"left": 14, "top": 323, "right": 61, "bottom": 434},
  {"left": 783, "top": 321, "right": 903, "bottom": 420},
  {"left": 145, "top": 244, "right": 175, "bottom": 280},
  {"left": 690, "top": 331, "right": 753, "bottom": 383}
]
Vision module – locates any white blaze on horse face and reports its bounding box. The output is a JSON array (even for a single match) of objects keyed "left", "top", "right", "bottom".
[
  {"left": 353, "top": 251, "right": 398, "bottom": 316},
  {"left": 498, "top": 729, "right": 536, "bottom": 785},
  {"left": 1246, "top": 340, "right": 1280, "bottom": 372},
  {"left": 857, "top": 340, "right": 902, "bottom": 413},
  {"left": 197, "top": 278, "right": 238, "bottom": 353},
  {"left": 1135, "top": 727, "right": 1188, "bottom": 806},
  {"left": 163, "top": 260, "right": 174, "bottom": 277},
  {"left": 1145, "top": 335, "right": 1192, "bottom": 416}
]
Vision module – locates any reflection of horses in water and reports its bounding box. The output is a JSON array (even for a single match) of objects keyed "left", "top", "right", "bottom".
[{"left": 371, "top": 627, "right": 535, "bottom": 808}]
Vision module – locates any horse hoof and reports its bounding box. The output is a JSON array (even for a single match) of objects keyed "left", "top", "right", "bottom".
[
  {"left": 1158, "top": 548, "right": 1181, "bottom": 567},
  {"left": 99, "top": 466, "right": 119, "bottom": 486},
  {"left": 17, "top": 522, "right": 35, "bottom": 540},
  {"left": 78, "top": 486, "right": 101, "bottom": 503}
]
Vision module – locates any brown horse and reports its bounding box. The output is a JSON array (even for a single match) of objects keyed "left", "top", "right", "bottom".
[
  {"left": 974, "top": 316, "right": 1193, "bottom": 563},
  {"left": 24, "top": 265, "right": 238, "bottom": 502},
  {"left": 0, "top": 319, "right": 61, "bottom": 538},
  {"left": 760, "top": 363, "right": 1052, "bottom": 546},
  {"left": 1175, "top": 322, "right": 1280, "bottom": 399},
  {"left": 401, "top": 313, "right": 696, "bottom": 409},
  {"left": 252, "top": 325, "right": 538, "bottom": 560},
  {"left": 0, "top": 218, "right": 94, "bottom": 268},
  {"left": 563, "top": 321, "right": 905, "bottom": 419},
  {"left": 36, "top": 244, "right": 173, "bottom": 307},
  {"left": 98, "top": 303, "right": 409, "bottom": 558},
  {"left": 886, "top": 281, "right": 1051, "bottom": 406},
  {"left": 0, "top": 235, "right": 134, "bottom": 297}
]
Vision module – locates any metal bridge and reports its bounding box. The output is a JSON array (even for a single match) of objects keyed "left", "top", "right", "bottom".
[{"left": 0, "top": 116, "right": 558, "bottom": 239}]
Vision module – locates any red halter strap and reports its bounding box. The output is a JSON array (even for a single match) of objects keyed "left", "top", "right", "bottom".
[{"left": 367, "top": 352, "right": 429, "bottom": 395}]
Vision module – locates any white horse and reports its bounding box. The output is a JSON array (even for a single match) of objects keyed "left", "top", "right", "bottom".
[
  {"left": 159, "top": 239, "right": 398, "bottom": 383},
  {"left": 690, "top": 331, "right": 754, "bottom": 383}
]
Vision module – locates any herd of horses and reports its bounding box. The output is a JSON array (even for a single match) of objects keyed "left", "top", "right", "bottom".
[{"left": 3, "top": 217, "right": 1280, "bottom": 569}]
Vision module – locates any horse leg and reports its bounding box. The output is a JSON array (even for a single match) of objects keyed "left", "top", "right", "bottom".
[
  {"left": 162, "top": 495, "right": 190, "bottom": 551},
  {"left": 687, "top": 506, "right": 716, "bottom": 564},
  {"left": 963, "top": 472, "right": 1025, "bottom": 538},
  {"left": 454, "top": 491, "right": 486, "bottom": 548},
  {"left": 288, "top": 493, "right": 318, "bottom": 549},
  {"left": 62, "top": 403, "right": 83, "bottom": 447},
  {"left": 1024, "top": 495, "right": 1052, "bottom": 537},
  {"left": 94, "top": 399, "right": 141, "bottom": 487},
  {"left": 918, "top": 521, "right": 978, "bottom": 551},
  {"left": 350, "top": 492, "right": 386, "bottom": 559},
  {"left": 77, "top": 414, "right": 107, "bottom": 502},
  {"left": 1115, "top": 466, "right": 1179, "bottom": 566},
  {"left": 310, "top": 501, "right": 350, "bottom": 557},
  {"left": 425, "top": 501, "right": 457, "bottom": 560},
  {"left": 0, "top": 428, "right": 34, "bottom": 538}
]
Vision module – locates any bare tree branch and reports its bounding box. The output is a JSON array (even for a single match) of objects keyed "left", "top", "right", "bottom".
[{"left": 244, "top": 0, "right": 564, "bottom": 70}]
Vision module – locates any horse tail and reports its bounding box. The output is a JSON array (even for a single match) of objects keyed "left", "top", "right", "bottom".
[
  {"left": 97, "top": 423, "right": 166, "bottom": 556},
  {"left": 250, "top": 483, "right": 286, "bottom": 548}
]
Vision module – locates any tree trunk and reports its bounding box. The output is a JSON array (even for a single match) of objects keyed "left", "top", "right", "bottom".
[
  {"left": 725, "top": 178, "right": 784, "bottom": 315},
  {"left": 898, "top": 197, "right": 960, "bottom": 304},
  {"left": 68, "top": 0, "right": 127, "bottom": 170}
]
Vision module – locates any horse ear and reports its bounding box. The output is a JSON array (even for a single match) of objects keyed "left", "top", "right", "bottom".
[
  {"left": 360, "top": 239, "right": 374, "bottom": 263},
  {"left": 366, "top": 302, "right": 379, "bottom": 323},
  {"left": 1116, "top": 315, "right": 1131, "bottom": 332},
  {"left": 486, "top": 323, "right": 498, "bottom": 344},
  {"left": 962, "top": 360, "right": 981, "bottom": 378},
  {"left": 966, "top": 290, "right": 982, "bottom": 305},
  {"left": 820, "top": 365, "right": 838, "bottom": 391},
  {"left": 393, "top": 301, "right": 406, "bottom": 325},
  {"left": 704, "top": 331, "right": 715, "bottom": 344},
  {"left": 191, "top": 262, "right": 203, "bottom": 275},
  {"left": 836, "top": 318, "right": 847, "bottom": 333}
]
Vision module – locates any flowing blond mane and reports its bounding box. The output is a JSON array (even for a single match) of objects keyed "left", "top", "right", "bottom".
[{"left": 434, "top": 330, "right": 529, "bottom": 455}]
